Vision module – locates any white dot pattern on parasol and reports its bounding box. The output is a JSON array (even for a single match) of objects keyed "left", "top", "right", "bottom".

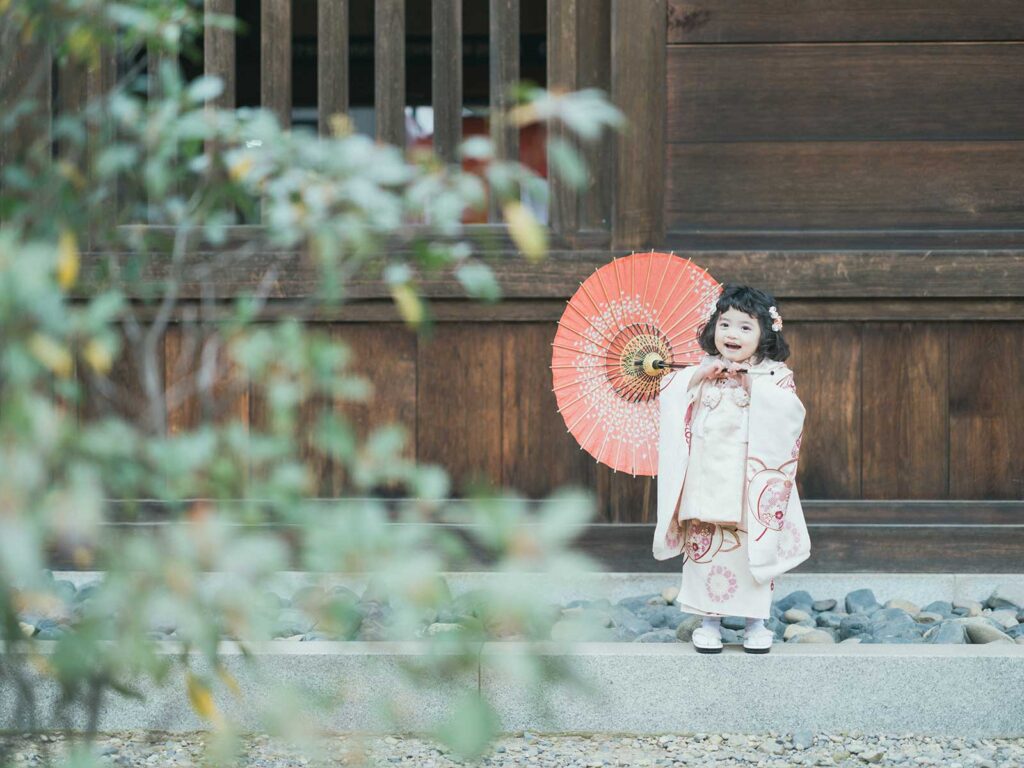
[{"left": 551, "top": 251, "right": 721, "bottom": 477}]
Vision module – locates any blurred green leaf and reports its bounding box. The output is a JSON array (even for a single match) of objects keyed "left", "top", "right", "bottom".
[
  {"left": 546, "top": 136, "right": 588, "bottom": 189},
  {"left": 455, "top": 261, "right": 501, "bottom": 302},
  {"left": 187, "top": 75, "right": 224, "bottom": 103},
  {"left": 432, "top": 691, "right": 500, "bottom": 760}
]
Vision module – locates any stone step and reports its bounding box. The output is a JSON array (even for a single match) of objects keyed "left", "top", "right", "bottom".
[{"left": 2, "top": 640, "right": 1021, "bottom": 736}]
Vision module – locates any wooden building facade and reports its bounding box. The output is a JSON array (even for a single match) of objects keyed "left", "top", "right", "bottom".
[{"left": 12, "top": 1, "right": 1024, "bottom": 571}]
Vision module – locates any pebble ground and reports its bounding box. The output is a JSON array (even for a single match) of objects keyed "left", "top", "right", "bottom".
[{"left": 3, "top": 731, "right": 1024, "bottom": 768}]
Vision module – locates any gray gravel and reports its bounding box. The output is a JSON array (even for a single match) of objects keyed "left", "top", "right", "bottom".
[
  {"left": 3, "top": 731, "right": 1024, "bottom": 767},
  {"left": 22, "top": 579, "right": 1024, "bottom": 646}
]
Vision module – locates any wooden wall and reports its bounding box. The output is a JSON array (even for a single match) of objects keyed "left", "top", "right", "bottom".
[
  {"left": 59, "top": 0, "right": 1024, "bottom": 570},
  {"left": 359, "top": 318, "right": 1024, "bottom": 504},
  {"left": 85, "top": 311, "right": 1024, "bottom": 507},
  {"left": 665, "top": 0, "right": 1024, "bottom": 243}
]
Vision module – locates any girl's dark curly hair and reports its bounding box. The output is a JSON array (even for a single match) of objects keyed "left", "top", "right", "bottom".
[{"left": 697, "top": 284, "right": 791, "bottom": 362}]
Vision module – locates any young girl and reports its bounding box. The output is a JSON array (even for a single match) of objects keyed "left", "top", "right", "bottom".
[{"left": 652, "top": 285, "right": 810, "bottom": 654}]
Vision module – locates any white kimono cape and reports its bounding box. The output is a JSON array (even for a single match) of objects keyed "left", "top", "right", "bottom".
[{"left": 651, "top": 357, "right": 811, "bottom": 584}]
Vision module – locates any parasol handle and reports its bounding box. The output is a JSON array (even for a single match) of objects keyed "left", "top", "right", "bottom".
[
  {"left": 636, "top": 357, "right": 777, "bottom": 376},
  {"left": 633, "top": 355, "right": 689, "bottom": 375}
]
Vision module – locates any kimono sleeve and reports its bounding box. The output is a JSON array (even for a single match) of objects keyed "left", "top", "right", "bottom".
[{"left": 745, "top": 369, "right": 804, "bottom": 525}]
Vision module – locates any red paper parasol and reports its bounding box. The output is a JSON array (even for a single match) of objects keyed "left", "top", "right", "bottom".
[{"left": 551, "top": 251, "right": 721, "bottom": 476}]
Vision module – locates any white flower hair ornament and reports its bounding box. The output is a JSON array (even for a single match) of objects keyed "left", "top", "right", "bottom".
[{"left": 768, "top": 305, "right": 783, "bottom": 332}]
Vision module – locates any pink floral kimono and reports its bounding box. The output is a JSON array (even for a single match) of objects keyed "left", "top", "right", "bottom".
[{"left": 652, "top": 355, "right": 809, "bottom": 618}]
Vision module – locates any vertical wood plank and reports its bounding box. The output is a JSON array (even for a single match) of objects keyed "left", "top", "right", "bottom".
[
  {"left": 330, "top": 324, "right": 417, "bottom": 494},
  {"left": 949, "top": 324, "right": 1024, "bottom": 499},
  {"left": 151, "top": 52, "right": 178, "bottom": 97},
  {"left": 0, "top": 36, "right": 52, "bottom": 185},
  {"left": 80, "top": 330, "right": 165, "bottom": 432},
  {"left": 596, "top": 468, "right": 649, "bottom": 523},
  {"left": 488, "top": 0, "right": 519, "bottom": 220},
  {"left": 246, "top": 325, "right": 311, "bottom": 494},
  {"left": 148, "top": 50, "right": 179, "bottom": 221},
  {"left": 261, "top": 0, "right": 292, "bottom": 127},
  {"left": 417, "top": 324, "right": 503, "bottom": 493},
  {"left": 205, "top": 0, "right": 237, "bottom": 109},
  {"left": 577, "top": 0, "right": 612, "bottom": 231},
  {"left": 84, "top": 26, "right": 119, "bottom": 240},
  {"left": 164, "top": 326, "right": 250, "bottom": 434},
  {"left": 164, "top": 324, "right": 252, "bottom": 440},
  {"left": 610, "top": 0, "right": 665, "bottom": 249},
  {"left": 248, "top": 373, "right": 269, "bottom": 489},
  {"left": 164, "top": 326, "right": 200, "bottom": 434},
  {"left": 375, "top": 0, "right": 405, "bottom": 146},
  {"left": 85, "top": 45, "right": 117, "bottom": 101},
  {"left": 431, "top": 0, "right": 462, "bottom": 162},
  {"left": 318, "top": 0, "right": 348, "bottom": 134},
  {"left": 501, "top": 323, "right": 596, "bottom": 497},
  {"left": 786, "top": 323, "right": 862, "bottom": 498},
  {"left": 55, "top": 58, "right": 88, "bottom": 162},
  {"left": 547, "top": 0, "right": 580, "bottom": 238},
  {"left": 300, "top": 395, "right": 333, "bottom": 496},
  {"left": 861, "top": 323, "right": 948, "bottom": 499}
]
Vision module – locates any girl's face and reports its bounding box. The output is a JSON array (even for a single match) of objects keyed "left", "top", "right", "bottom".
[{"left": 714, "top": 307, "right": 760, "bottom": 363}]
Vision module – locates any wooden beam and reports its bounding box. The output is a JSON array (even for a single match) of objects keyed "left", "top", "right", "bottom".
[
  {"left": 663, "top": 229, "right": 1024, "bottom": 251},
  {"left": 431, "top": 0, "right": 462, "bottom": 162},
  {"left": 667, "top": 0, "right": 1024, "bottom": 44},
  {"left": 48, "top": 501, "right": 1024, "bottom": 573},
  {"left": 318, "top": 0, "right": 349, "bottom": 135},
  {"left": 77, "top": 248, "right": 1024, "bottom": 301},
  {"left": 665, "top": 141, "right": 1024, "bottom": 231},
  {"left": 571, "top": 521, "right": 1024, "bottom": 573},
  {"left": 667, "top": 43, "right": 1024, "bottom": 143},
  {"left": 60, "top": 298, "right": 1024, "bottom": 324},
  {"left": 82, "top": 498, "right": 1024, "bottom": 524}
]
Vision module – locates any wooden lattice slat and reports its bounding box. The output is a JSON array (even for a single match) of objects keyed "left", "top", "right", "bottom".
[
  {"left": 375, "top": 0, "right": 405, "bottom": 146},
  {"left": 261, "top": 0, "right": 291, "bottom": 127},
  {"left": 431, "top": 0, "right": 462, "bottom": 162},
  {"left": 318, "top": 0, "right": 348, "bottom": 135}
]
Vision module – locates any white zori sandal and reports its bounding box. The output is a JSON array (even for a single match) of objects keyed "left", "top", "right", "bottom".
[
  {"left": 742, "top": 625, "right": 774, "bottom": 654},
  {"left": 691, "top": 626, "right": 724, "bottom": 654}
]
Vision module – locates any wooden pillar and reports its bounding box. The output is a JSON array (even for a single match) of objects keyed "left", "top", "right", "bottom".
[{"left": 610, "top": 0, "right": 666, "bottom": 249}]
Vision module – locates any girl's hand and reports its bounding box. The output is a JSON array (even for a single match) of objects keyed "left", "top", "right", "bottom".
[
  {"left": 718, "top": 359, "right": 747, "bottom": 379},
  {"left": 690, "top": 356, "right": 747, "bottom": 390},
  {"left": 691, "top": 356, "right": 730, "bottom": 385}
]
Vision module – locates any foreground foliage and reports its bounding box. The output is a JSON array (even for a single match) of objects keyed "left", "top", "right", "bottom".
[{"left": 0, "top": 1, "right": 623, "bottom": 764}]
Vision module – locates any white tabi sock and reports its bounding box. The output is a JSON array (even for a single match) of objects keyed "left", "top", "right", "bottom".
[
  {"left": 745, "top": 618, "right": 766, "bottom": 633},
  {"left": 700, "top": 617, "right": 722, "bottom": 637}
]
